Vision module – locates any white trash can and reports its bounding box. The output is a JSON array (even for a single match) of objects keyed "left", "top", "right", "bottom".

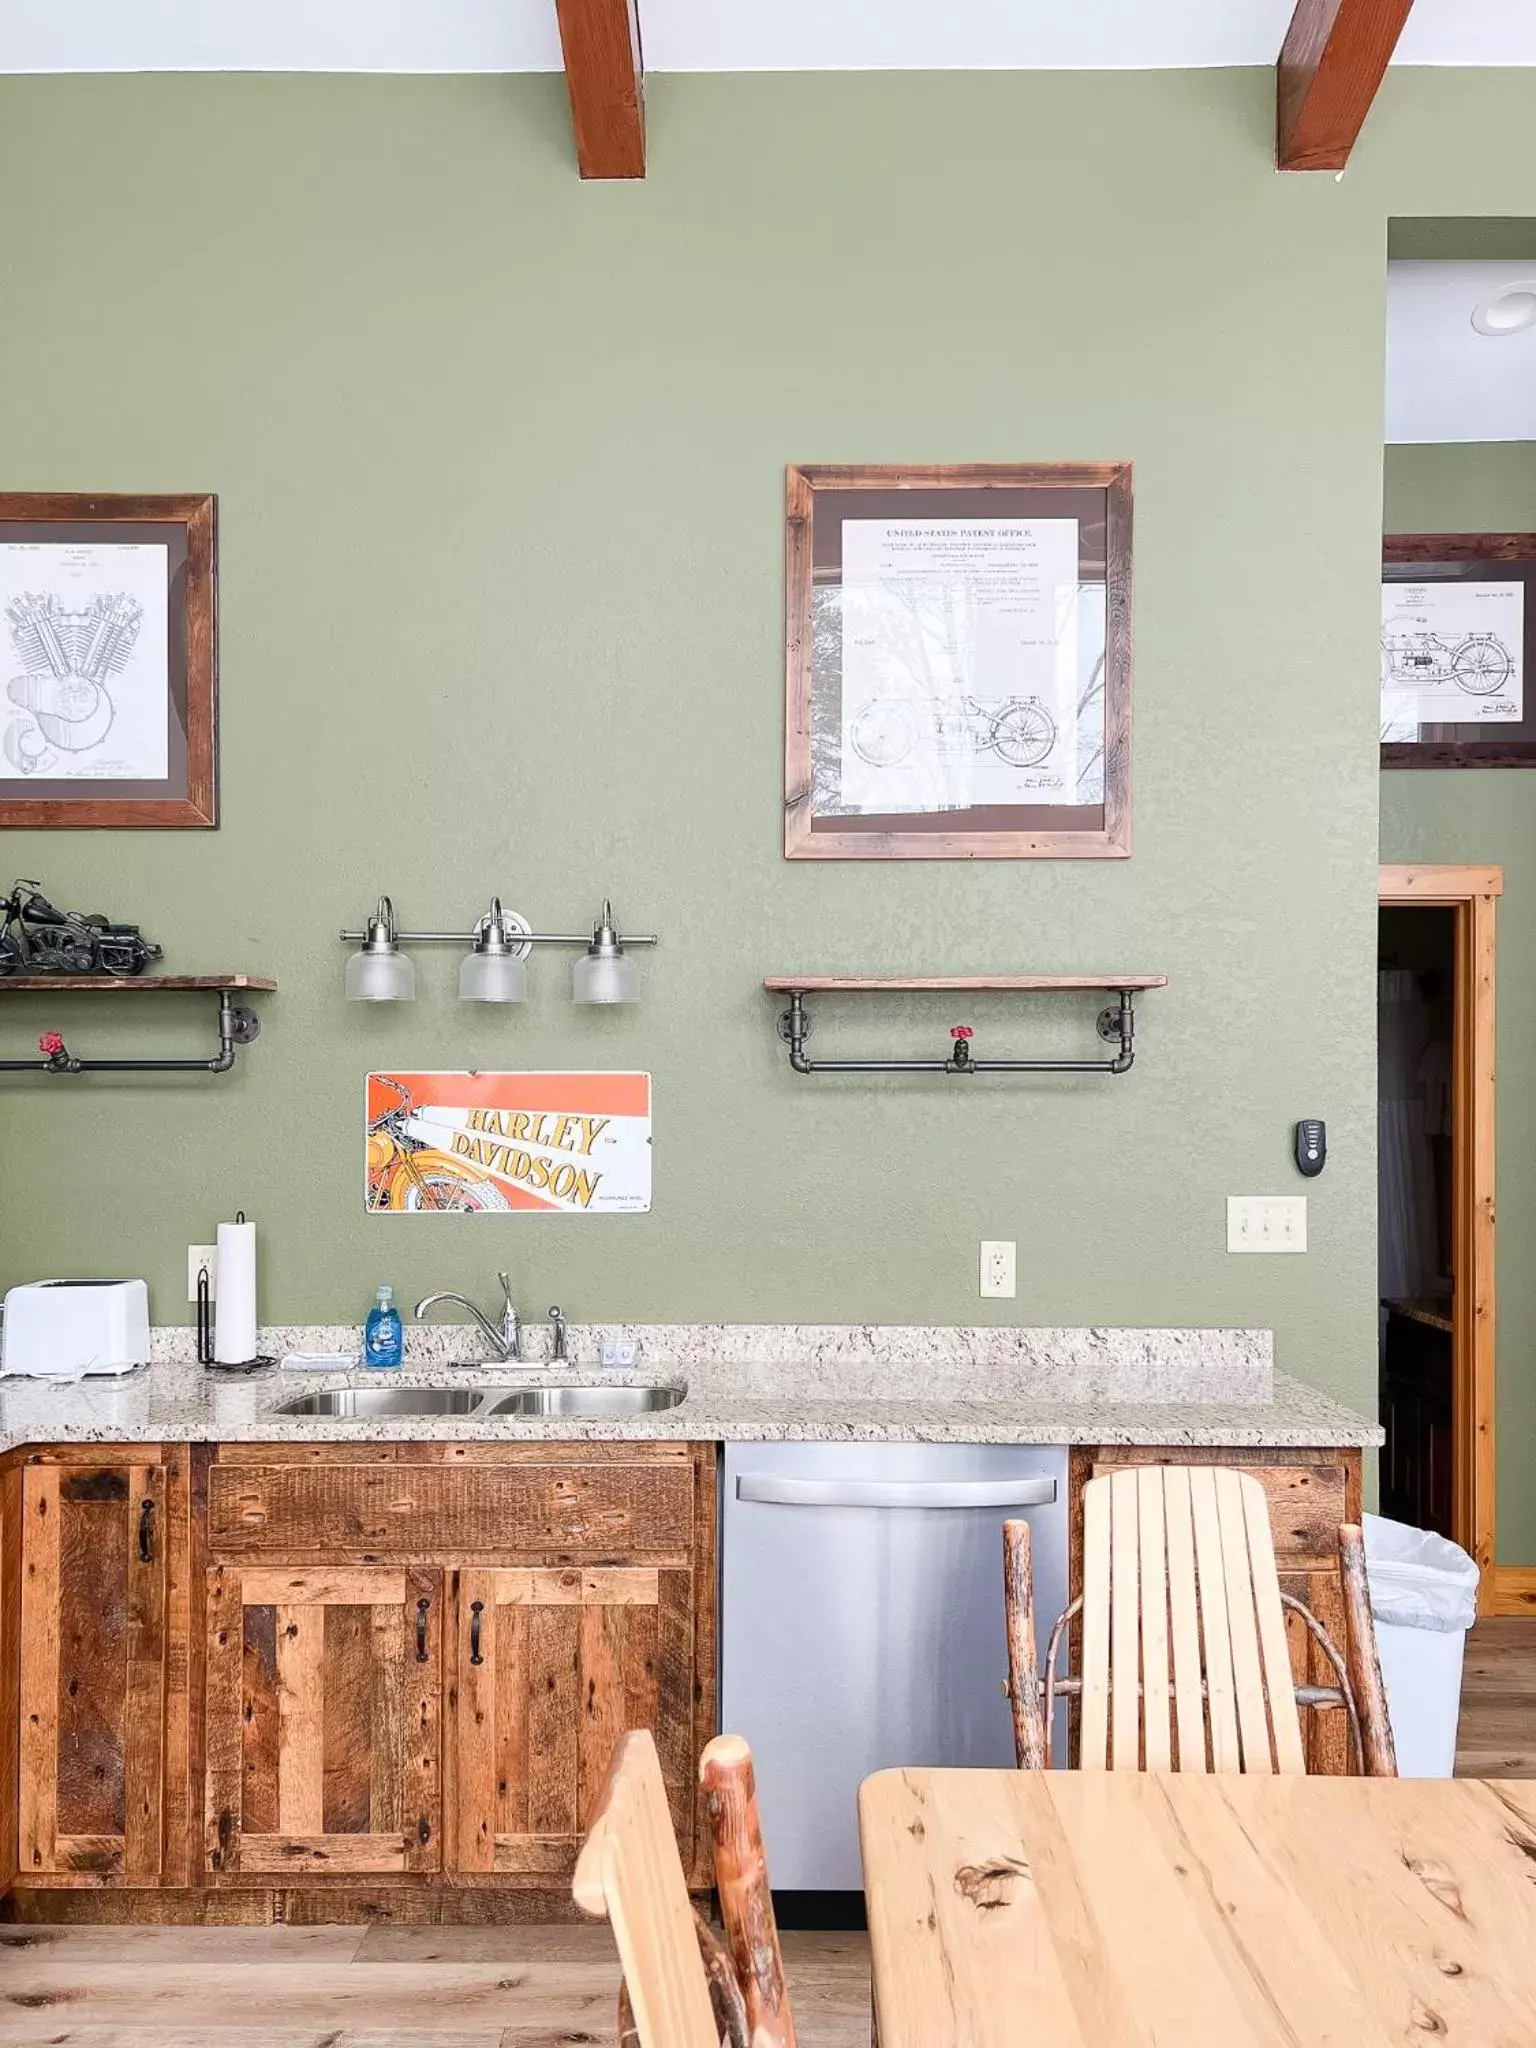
[{"left": 1362, "top": 1512, "right": 1480, "bottom": 1778}]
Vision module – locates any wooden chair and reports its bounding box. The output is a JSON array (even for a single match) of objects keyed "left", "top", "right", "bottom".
[
  {"left": 573, "top": 1728, "right": 797, "bottom": 2048},
  {"left": 1003, "top": 1465, "right": 1397, "bottom": 1776}
]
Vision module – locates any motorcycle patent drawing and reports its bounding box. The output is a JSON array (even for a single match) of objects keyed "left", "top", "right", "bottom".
[
  {"left": 1381, "top": 630, "right": 1515, "bottom": 697},
  {"left": 366, "top": 1076, "right": 512, "bottom": 1212},
  {"left": 849, "top": 691, "right": 1058, "bottom": 772}
]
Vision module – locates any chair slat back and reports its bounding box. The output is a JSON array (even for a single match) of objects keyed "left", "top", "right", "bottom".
[
  {"left": 1162, "top": 1466, "right": 1208, "bottom": 1771},
  {"left": 1078, "top": 1473, "right": 1112, "bottom": 1768},
  {"left": 573, "top": 1731, "right": 720, "bottom": 2048},
  {"left": 1079, "top": 1465, "right": 1307, "bottom": 1775}
]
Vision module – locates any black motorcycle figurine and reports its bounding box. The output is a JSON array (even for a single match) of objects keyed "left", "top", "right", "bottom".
[{"left": 0, "top": 879, "right": 163, "bottom": 978}]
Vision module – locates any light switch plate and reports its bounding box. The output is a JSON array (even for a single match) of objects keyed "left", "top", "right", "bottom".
[
  {"left": 1226, "top": 1197, "right": 1307, "bottom": 1254},
  {"left": 979, "top": 1240, "right": 1017, "bottom": 1298},
  {"left": 188, "top": 1244, "right": 218, "bottom": 1301}
]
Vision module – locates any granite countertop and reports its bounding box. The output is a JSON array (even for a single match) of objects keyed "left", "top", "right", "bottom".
[{"left": 0, "top": 1323, "right": 1382, "bottom": 1452}]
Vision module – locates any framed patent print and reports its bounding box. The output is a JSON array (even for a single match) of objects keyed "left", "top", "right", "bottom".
[
  {"left": 783, "top": 463, "right": 1132, "bottom": 859},
  {"left": 0, "top": 492, "right": 217, "bottom": 828},
  {"left": 1382, "top": 533, "right": 1536, "bottom": 768}
]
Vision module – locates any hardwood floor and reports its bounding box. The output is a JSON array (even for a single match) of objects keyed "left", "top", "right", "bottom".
[
  {"left": 1456, "top": 1616, "right": 1536, "bottom": 1776},
  {"left": 0, "top": 1622, "right": 1528, "bottom": 2048},
  {"left": 0, "top": 1924, "right": 873, "bottom": 2046}
]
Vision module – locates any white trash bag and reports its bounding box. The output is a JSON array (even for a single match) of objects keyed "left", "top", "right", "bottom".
[{"left": 1362, "top": 1512, "right": 1480, "bottom": 1778}]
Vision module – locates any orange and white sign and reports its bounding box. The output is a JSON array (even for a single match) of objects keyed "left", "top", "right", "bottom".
[{"left": 365, "top": 1072, "right": 651, "bottom": 1214}]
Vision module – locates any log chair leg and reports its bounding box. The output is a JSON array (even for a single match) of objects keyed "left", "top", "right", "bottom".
[
  {"left": 1339, "top": 1523, "right": 1398, "bottom": 1778},
  {"left": 699, "top": 1733, "right": 799, "bottom": 2048},
  {"left": 1003, "top": 1519, "right": 1047, "bottom": 1770}
]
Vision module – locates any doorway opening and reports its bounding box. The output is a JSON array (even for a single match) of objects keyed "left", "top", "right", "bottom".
[{"left": 1377, "top": 866, "right": 1499, "bottom": 1606}]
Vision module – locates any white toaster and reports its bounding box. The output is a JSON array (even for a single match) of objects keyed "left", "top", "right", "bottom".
[{"left": 1, "top": 1279, "right": 151, "bottom": 1378}]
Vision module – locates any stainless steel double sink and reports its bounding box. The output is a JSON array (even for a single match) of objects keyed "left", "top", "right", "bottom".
[{"left": 271, "top": 1382, "right": 685, "bottom": 1421}]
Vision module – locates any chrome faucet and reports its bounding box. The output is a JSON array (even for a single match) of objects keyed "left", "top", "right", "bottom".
[
  {"left": 414, "top": 1271, "right": 521, "bottom": 1363},
  {"left": 548, "top": 1304, "right": 569, "bottom": 1363}
]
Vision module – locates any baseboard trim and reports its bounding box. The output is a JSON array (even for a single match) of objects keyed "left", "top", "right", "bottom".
[{"left": 1487, "top": 1567, "right": 1536, "bottom": 1615}]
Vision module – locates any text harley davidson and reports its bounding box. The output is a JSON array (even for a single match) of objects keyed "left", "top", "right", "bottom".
[{"left": 448, "top": 1107, "right": 611, "bottom": 1208}]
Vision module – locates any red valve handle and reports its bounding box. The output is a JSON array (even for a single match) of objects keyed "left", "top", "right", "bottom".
[
  {"left": 950, "top": 1025, "right": 973, "bottom": 1040},
  {"left": 39, "top": 1031, "right": 66, "bottom": 1056}
]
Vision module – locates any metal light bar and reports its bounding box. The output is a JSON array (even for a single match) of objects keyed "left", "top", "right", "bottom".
[{"left": 337, "top": 928, "right": 659, "bottom": 946}]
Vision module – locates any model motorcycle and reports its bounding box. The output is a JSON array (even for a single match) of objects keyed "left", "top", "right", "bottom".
[{"left": 0, "top": 879, "right": 163, "bottom": 977}]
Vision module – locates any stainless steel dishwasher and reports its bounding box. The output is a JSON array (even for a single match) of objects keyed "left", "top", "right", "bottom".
[{"left": 721, "top": 1441, "right": 1069, "bottom": 1891}]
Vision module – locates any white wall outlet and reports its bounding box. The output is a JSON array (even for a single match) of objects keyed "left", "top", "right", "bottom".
[
  {"left": 188, "top": 1244, "right": 218, "bottom": 1301},
  {"left": 1226, "top": 1197, "right": 1307, "bottom": 1254},
  {"left": 980, "top": 1240, "right": 1017, "bottom": 1299}
]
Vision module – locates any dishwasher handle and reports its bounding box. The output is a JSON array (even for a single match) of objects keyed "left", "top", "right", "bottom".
[{"left": 733, "top": 1473, "right": 1057, "bottom": 1511}]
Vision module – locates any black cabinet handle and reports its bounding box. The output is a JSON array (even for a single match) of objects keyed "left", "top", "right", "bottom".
[
  {"left": 416, "top": 1596, "right": 430, "bottom": 1663},
  {"left": 469, "top": 1599, "right": 484, "bottom": 1666},
  {"left": 137, "top": 1497, "right": 155, "bottom": 1564}
]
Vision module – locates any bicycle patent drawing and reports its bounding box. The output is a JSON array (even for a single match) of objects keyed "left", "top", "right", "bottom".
[{"left": 848, "top": 691, "right": 1058, "bottom": 772}]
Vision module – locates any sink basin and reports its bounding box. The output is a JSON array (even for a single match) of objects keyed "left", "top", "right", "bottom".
[
  {"left": 273, "top": 1387, "right": 486, "bottom": 1418},
  {"left": 485, "top": 1384, "right": 686, "bottom": 1418}
]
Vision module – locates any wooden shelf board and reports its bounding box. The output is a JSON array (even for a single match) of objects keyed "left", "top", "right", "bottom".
[
  {"left": 0, "top": 975, "right": 277, "bottom": 993},
  {"left": 763, "top": 975, "right": 1168, "bottom": 994}
]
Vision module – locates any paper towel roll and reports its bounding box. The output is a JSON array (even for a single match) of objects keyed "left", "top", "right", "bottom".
[{"left": 214, "top": 1214, "right": 258, "bottom": 1364}]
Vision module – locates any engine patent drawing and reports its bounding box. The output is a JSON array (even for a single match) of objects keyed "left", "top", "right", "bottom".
[{"left": 4, "top": 590, "right": 144, "bottom": 775}]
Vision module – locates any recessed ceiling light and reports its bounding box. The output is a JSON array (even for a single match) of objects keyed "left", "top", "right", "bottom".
[{"left": 1471, "top": 283, "right": 1536, "bottom": 337}]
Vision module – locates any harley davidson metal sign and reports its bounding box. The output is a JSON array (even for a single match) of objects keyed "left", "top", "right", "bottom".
[{"left": 366, "top": 1071, "right": 651, "bottom": 1214}]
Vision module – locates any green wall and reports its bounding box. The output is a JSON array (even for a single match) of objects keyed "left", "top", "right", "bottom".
[
  {"left": 1, "top": 70, "right": 1534, "bottom": 1432},
  {"left": 1381, "top": 438, "right": 1536, "bottom": 1558}
]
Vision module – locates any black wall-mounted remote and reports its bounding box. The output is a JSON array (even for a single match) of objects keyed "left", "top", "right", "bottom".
[{"left": 1294, "top": 1120, "right": 1326, "bottom": 1177}]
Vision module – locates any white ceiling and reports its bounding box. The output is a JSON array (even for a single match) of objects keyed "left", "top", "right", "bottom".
[
  {"left": 3, "top": 0, "right": 1535, "bottom": 75},
  {"left": 1386, "top": 261, "right": 1536, "bottom": 443}
]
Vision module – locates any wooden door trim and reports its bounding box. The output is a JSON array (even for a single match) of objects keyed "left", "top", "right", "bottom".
[
  {"left": 1379, "top": 863, "right": 1498, "bottom": 1610},
  {"left": 1379, "top": 863, "right": 1503, "bottom": 901}
]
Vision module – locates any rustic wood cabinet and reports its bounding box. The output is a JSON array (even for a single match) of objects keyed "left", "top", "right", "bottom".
[
  {"left": 1, "top": 1438, "right": 717, "bottom": 1922},
  {"left": 203, "top": 1563, "right": 443, "bottom": 1880},
  {"left": 16, "top": 1457, "right": 172, "bottom": 1885},
  {"left": 1070, "top": 1445, "right": 1364, "bottom": 1774}
]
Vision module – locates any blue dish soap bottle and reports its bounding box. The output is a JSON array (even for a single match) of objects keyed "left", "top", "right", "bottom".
[{"left": 364, "top": 1284, "right": 404, "bottom": 1369}]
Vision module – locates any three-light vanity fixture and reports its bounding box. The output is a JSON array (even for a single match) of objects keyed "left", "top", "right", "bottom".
[{"left": 341, "top": 898, "right": 657, "bottom": 1006}]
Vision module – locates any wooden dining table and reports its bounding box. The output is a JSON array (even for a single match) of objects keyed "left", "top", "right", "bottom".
[{"left": 859, "top": 1767, "right": 1536, "bottom": 2045}]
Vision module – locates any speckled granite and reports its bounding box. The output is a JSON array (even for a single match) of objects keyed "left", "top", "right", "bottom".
[
  {"left": 145, "top": 1322, "right": 1274, "bottom": 1402},
  {"left": 0, "top": 1324, "right": 1379, "bottom": 1452}
]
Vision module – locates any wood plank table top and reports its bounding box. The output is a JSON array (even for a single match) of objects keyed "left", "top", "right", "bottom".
[{"left": 859, "top": 1768, "right": 1536, "bottom": 2047}]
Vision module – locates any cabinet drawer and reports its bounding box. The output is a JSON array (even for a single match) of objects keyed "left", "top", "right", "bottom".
[
  {"left": 1084, "top": 1456, "right": 1348, "bottom": 1561},
  {"left": 207, "top": 1461, "right": 696, "bottom": 1562}
]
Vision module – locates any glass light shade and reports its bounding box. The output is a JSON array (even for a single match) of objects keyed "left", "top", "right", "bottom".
[
  {"left": 459, "top": 950, "right": 528, "bottom": 1003},
  {"left": 572, "top": 950, "right": 640, "bottom": 1005},
  {"left": 345, "top": 948, "right": 417, "bottom": 1002}
]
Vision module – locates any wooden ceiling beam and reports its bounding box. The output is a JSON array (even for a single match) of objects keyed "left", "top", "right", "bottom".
[
  {"left": 554, "top": 0, "right": 645, "bottom": 179},
  {"left": 1276, "top": 0, "right": 1416, "bottom": 171}
]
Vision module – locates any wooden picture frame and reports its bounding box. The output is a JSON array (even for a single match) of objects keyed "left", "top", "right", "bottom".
[
  {"left": 0, "top": 492, "right": 217, "bottom": 828},
  {"left": 1382, "top": 533, "right": 1536, "bottom": 770},
  {"left": 784, "top": 463, "right": 1132, "bottom": 860}
]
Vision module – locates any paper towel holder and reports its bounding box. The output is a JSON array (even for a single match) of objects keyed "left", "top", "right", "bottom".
[{"left": 202, "top": 1211, "right": 274, "bottom": 1376}]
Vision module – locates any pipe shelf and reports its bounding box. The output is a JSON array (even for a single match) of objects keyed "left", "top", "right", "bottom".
[
  {"left": 0, "top": 976, "right": 276, "bottom": 1074},
  {"left": 764, "top": 975, "right": 1165, "bottom": 1078}
]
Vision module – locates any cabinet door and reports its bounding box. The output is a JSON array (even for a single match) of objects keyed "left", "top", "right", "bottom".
[
  {"left": 18, "top": 1461, "right": 167, "bottom": 1882},
  {"left": 450, "top": 1566, "right": 695, "bottom": 1879},
  {"left": 204, "top": 1566, "right": 442, "bottom": 1878}
]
